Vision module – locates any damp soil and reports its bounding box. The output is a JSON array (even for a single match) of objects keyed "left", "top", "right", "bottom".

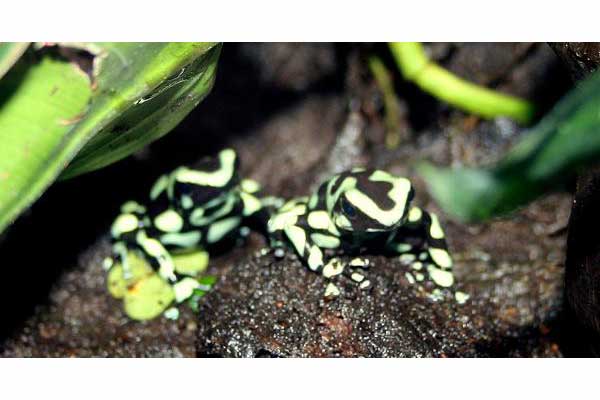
[{"left": 0, "top": 43, "right": 578, "bottom": 357}]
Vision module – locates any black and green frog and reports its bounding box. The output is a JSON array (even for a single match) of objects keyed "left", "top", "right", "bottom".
[
  {"left": 267, "top": 167, "right": 463, "bottom": 300},
  {"left": 106, "top": 149, "right": 465, "bottom": 319},
  {"left": 105, "top": 148, "right": 272, "bottom": 319}
]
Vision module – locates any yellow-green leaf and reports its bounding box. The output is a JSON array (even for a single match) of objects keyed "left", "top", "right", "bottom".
[
  {"left": 419, "top": 70, "right": 600, "bottom": 222},
  {"left": 0, "top": 56, "right": 92, "bottom": 231},
  {"left": 0, "top": 42, "right": 29, "bottom": 80},
  {"left": 0, "top": 42, "right": 221, "bottom": 234}
]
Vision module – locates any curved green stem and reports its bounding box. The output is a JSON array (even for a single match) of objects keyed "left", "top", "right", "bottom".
[
  {"left": 389, "top": 42, "right": 536, "bottom": 125},
  {"left": 368, "top": 56, "right": 404, "bottom": 148}
]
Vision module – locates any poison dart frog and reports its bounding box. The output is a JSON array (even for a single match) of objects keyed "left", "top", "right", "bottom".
[
  {"left": 268, "top": 168, "right": 462, "bottom": 300},
  {"left": 106, "top": 148, "right": 268, "bottom": 305}
]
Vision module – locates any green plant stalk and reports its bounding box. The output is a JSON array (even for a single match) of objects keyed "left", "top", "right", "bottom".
[
  {"left": 418, "top": 69, "right": 600, "bottom": 222},
  {"left": 389, "top": 42, "right": 536, "bottom": 125},
  {"left": 368, "top": 55, "right": 403, "bottom": 148}
]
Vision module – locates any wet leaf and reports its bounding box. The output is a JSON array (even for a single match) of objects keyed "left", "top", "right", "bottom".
[
  {"left": 419, "top": 70, "right": 600, "bottom": 222},
  {"left": 107, "top": 250, "right": 213, "bottom": 320},
  {"left": 0, "top": 43, "right": 221, "bottom": 234},
  {"left": 0, "top": 56, "right": 92, "bottom": 232},
  {"left": 0, "top": 42, "right": 29, "bottom": 80},
  {"left": 61, "top": 42, "right": 221, "bottom": 177}
]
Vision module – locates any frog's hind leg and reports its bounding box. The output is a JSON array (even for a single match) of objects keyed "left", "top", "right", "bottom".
[{"left": 267, "top": 197, "right": 310, "bottom": 255}]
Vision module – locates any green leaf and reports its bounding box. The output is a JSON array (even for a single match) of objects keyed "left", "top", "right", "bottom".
[
  {"left": 197, "top": 275, "right": 217, "bottom": 286},
  {"left": 0, "top": 55, "right": 92, "bottom": 231},
  {"left": 61, "top": 42, "right": 221, "bottom": 177},
  {"left": 389, "top": 42, "right": 536, "bottom": 124},
  {"left": 0, "top": 43, "right": 221, "bottom": 233},
  {"left": 419, "top": 70, "right": 600, "bottom": 222},
  {"left": 0, "top": 42, "right": 29, "bottom": 80}
]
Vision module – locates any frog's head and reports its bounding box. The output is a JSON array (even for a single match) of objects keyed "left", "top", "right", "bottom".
[{"left": 332, "top": 170, "right": 414, "bottom": 234}]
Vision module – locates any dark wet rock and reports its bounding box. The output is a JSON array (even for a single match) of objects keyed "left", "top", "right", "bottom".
[
  {"left": 554, "top": 43, "right": 600, "bottom": 355},
  {"left": 196, "top": 193, "right": 569, "bottom": 357},
  {"left": 197, "top": 252, "right": 483, "bottom": 358},
  {"left": 445, "top": 43, "right": 534, "bottom": 88},
  {"left": 550, "top": 43, "right": 600, "bottom": 81},
  {"left": 235, "top": 95, "right": 345, "bottom": 197},
  {"left": 564, "top": 167, "right": 600, "bottom": 355},
  {"left": 238, "top": 43, "right": 338, "bottom": 91}
]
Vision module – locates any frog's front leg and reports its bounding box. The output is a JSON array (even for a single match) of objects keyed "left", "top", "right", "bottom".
[
  {"left": 284, "top": 207, "right": 348, "bottom": 273},
  {"left": 386, "top": 206, "right": 455, "bottom": 288},
  {"left": 134, "top": 229, "right": 177, "bottom": 282},
  {"left": 109, "top": 230, "right": 177, "bottom": 283},
  {"left": 404, "top": 206, "right": 453, "bottom": 270},
  {"left": 284, "top": 221, "right": 327, "bottom": 273},
  {"left": 110, "top": 203, "right": 148, "bottom": 280},
  {"left": 386, "top": 207, "right": 452, "bottom": 267}
]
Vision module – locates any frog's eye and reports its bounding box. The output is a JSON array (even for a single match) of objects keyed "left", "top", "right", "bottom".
[{"left": 341, "top": 198, "right": 357, "bottom": 218}]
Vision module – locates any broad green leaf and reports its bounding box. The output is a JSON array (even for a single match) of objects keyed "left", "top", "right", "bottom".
[
  {"left": 419, "top": 70, "right": 600, "bottom": 222},
  {"left": 0, "top": 56, "right": 92, "bottom": 231},
  {"left": 0, "top": 43, "right": 221, "bottom": 233},
  {"left": 61, "top": 42, "right": 221, "bottom": 177},
  {"left": 0, "top": 42, "right": 29, "bottom": 80}
]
